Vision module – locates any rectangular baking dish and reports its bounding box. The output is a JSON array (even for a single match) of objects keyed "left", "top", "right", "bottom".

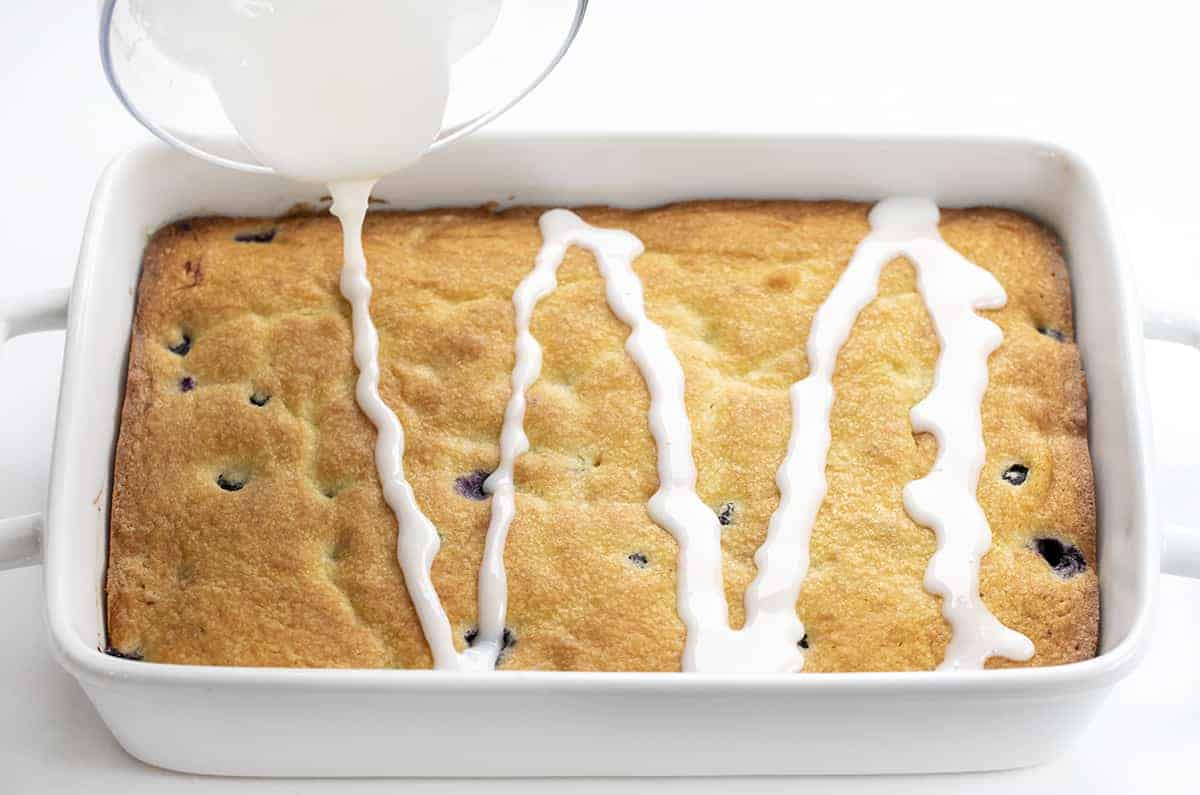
[{"left": 2, "top": 134, "right": 1197, "bottom": 777}]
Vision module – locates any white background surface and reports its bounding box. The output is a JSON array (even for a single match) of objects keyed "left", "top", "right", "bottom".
[{"left": 2, "top": 1, "right": 1198, "bottom": 792}]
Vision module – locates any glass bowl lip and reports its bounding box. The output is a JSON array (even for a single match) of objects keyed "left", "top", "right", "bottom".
[{"left": 98, "top": 0, "right": 589, "bottom": 176}]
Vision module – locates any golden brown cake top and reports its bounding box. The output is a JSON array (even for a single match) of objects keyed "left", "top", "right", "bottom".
[{"left": 107, "top": 200, "right": 1097, "bottom": 671}]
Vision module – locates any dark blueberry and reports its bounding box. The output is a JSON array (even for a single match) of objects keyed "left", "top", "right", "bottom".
[
  {"left": 216, "top": 472, "right": 247, "bottom": 492},
  {"left": 1032, "top": 537, "right": 1086, "bottom": 579},
  {"left": 327, "top": 538, "right": 349, "bottom": 561},
  {"left": 1037, "top": 326, "right": 1067, "bottom": 342},
  {"left": 183, "top": 259, "right": 203, "bottom": 287},
  {"left": 1002, "top": 463, "right": 1029, "bottom": 486},
  {"left": 463, "top": 626, "right": 515, "bottom": 649},
  {"left": 627, "top": 552, "right": 649, "bottom": 568},
  {"left": 179, "top": 376, "right": 196, "bottom": 392},
  {"left": 168, "top": 334, "right": 192, "bottom": 356},
  {"left": 454, "top": 469, "right": 492, "bottom": 501},
  {"left": 234, "top": 228, "right": 277, "bottom": 243},
  {"left": 175, "top": 221, "right": 193, "bottom": 233},
  {"left": 249, "top": 391, "right": 271, "bottom": 407},
  {"left": 717, "top": 502, "right": 736, "bottom": 526},
  {"left": 464, "top": 626, "right": 516, "bottom": 665},
  {"left": 798, "top": 634, "right": 809, "bottom": 650},
  {"left": 105, "top": 646, "right": 143, "bottom": 661}
]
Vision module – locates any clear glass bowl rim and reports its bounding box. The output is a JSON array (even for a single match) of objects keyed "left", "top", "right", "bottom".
[{"left": 98, "top": 0, "right": 589, "bottom": 174}]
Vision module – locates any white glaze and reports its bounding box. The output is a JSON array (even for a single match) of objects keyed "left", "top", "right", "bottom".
[
  {"left": 496, "top": 211, "right": 751, "bottom": 671},
  {"left": 483, "top": 201, "right": 1033, "bottom": 673},
  {"left": 513, "top": 211, "right": 797, "bottom": 673},
  {"left": 330, "top": 180, "right": 493, "bottom": 671},
  {"left": 881, "top": 199, "right": 1037, "bottom": 669},
  {"left": 469, "top": 215, "right": 572, "bottom": 661},
  {"left": 771, "top": 196, "right": 1032, "bottom": 670}
]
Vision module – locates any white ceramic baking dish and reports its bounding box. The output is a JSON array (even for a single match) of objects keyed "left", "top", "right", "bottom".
[{"left": 1, "top": 135, "right": 1197, "bottom": 777}]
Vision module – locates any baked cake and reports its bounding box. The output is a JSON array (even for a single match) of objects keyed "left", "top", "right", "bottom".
[{"left": 106, "top": 200, "right": 1098, "bottom": 671}]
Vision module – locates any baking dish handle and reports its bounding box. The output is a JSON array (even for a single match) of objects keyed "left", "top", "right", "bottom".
[
  {"left": 0, "top": 288, "right": 69, "bottom": 571},
  {"left": 1145, "top": 301, "right": 1200, "bottom": 579}
]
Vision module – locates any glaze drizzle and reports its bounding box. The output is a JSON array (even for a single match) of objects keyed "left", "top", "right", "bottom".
[
  {"left": 335, "top": 197, "right": 1033, "bottom": 672},
  {"left": 331, "top": 180, "right": 492, "bottom": 671}
]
